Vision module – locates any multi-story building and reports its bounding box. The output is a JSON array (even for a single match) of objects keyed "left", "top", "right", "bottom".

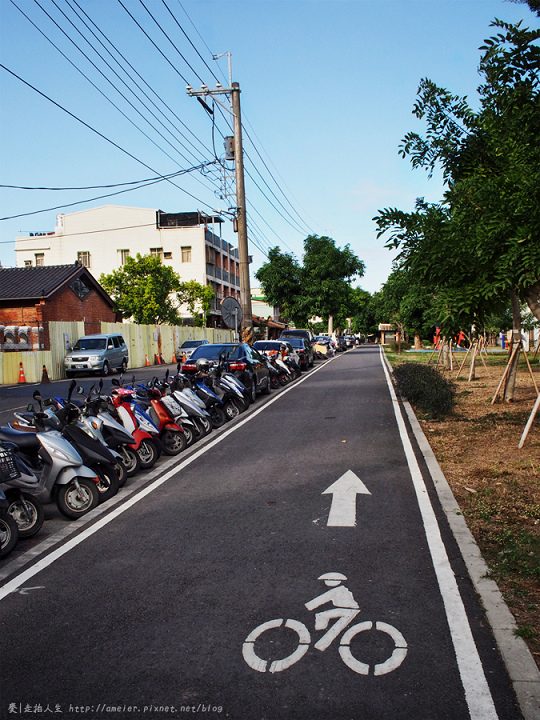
[{"left": 15, "top": 205, "right": 241, "bottom": 326}]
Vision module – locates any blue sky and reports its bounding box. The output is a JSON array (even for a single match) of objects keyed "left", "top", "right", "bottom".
[{"left": 0, "top": 0, "right": 535, "bottom": 293}]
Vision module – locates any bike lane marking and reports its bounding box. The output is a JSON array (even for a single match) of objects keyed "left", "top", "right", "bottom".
[
  {"left": 322, "top": 469, "right": 371, "bottom": 526},
  {"left": 379, "top": 346, "right": 498, "bottom": 720},
  {"left": 0, "top": 356, "right": 336, "bottom": 601}
]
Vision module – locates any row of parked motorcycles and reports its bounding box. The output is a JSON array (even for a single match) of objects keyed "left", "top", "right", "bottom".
[{"left": 0, "top": 349, "right": 309, "bottom": 559}]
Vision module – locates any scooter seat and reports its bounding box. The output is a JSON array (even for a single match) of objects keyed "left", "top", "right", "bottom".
[{"left": 0, "top": 427, "right": 41, "bottom": 452}]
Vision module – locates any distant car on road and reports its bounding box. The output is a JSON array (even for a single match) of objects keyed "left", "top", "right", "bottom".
[
  {"left": 178, "top": 339, "right": 209, "bottom": 360},
  {"left": 64, "top": 333, "right": 128, "bottom": 378}
]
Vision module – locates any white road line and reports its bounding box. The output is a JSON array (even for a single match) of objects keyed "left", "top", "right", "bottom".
[
  {"left": 0, "top": 357, "right": 334, "bottom": 601},
  {"left": 379, "top": 347, "right": 498, "bottom": 720}
]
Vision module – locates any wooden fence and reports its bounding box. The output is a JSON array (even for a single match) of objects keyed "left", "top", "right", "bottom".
[{"left": 0, "top": 321, "right": 234, "bottom": 385}]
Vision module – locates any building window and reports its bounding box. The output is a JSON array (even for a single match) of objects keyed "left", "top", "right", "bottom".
[
  {"left": 70, "top": 278, "right": 91, "bottom": 300},
  {"left": 119, "top": 249, "right": 130, "bottom": 265},
  {"left": 181, "top": 246, "right": 192, "bottom": 263},
  {"left": 24, "top": 260, "right": 32, "bottom": 267},
  {"left": 77, "top": 251, "right": 90, "bottom": 267},
  {"left": 35, "top": 253, "right": 44, "bottom": 266},
  {"left": 164, "top": 251, "right": 172, "bottom": 260},
  {"left": 150, "top": 247, "right": 163, "bottom": 258}
]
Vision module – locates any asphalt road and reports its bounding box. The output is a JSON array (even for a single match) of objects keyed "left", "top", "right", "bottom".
[{"left": 0, "top": 347, "right": 524, "bottom": 720}]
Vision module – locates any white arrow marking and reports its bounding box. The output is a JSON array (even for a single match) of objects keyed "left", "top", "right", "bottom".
[{"left": 322, "top": 470, "right": 371, "bottom": 527}]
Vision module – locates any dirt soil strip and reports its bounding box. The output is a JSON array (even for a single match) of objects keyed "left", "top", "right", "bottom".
[{"left": 404, "top": 402, "right": 540, "bottom": 720}]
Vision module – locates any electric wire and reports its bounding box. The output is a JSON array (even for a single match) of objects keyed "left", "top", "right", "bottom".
[
  {"left": 0, "top": 170, "right": 190, "bottom": 191},
  {"left": 0, "top": 64, "right": 217, "bottom": 214},
  {"left": 1, "top": 162, "right": 216, "bottom": 221},
  {"left": 68, "top": 0, "right": 213, "bottom": 161},
  {"left": 61, "top": 0, "right": 212, "bottom": 166},
  {"left": 26, "top": 0, "right": 213, "bottom": 177}
]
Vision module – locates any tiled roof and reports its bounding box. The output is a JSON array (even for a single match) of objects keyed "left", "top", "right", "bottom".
[{"left": 0, "top": 264, "right": 93, "bottom": 301}]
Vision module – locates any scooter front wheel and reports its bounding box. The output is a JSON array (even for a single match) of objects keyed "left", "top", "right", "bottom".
[
  {"left": 56, "top": 478, "right": 99, "bottom": 519},
  {"left": 7, "top": 493, "right": 44, "bottom": 539},
  {"left": 95, "top": 465, "right": 120, "bottom": 503},
  {"left": 209, "top": 405, "right": 226, "bottom": 429},
  {"left": 161, "top": 428, "right": 187, "bottom": 456},
  {"left": 137, "top": 438, "right": 159, "bottom": 469},
  {"left": 0, "top": 510, "right": 19, "bottom": 558}
]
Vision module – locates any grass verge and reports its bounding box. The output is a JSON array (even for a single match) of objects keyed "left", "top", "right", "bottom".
[{"left": 385, "top": 345, "right": 540, "bottom": 667}]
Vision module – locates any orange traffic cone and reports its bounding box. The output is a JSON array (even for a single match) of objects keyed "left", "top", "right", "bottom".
[
  {"left": 160, "top": 353, "right": 165, "bottom": 364},
  {"left": 145, "top": 354, "right": 151, "bottom": 366},
  {"left": 182, "top": 352, "right": 187, "bottom": 363},
  {"left": 41, "top": 365, "right": 50, "bottom": 383},
  {"left": 155, "top": 354, "right": 162, "bottom": 365},
  {"left": 18, "top": 362, "right": 26, "bottom": 383},
  {"left": 172, "top": 352, "right": 177, "bottom": 364}
]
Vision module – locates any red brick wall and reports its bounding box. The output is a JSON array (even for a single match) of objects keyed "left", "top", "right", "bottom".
[
  {"left": 43, "top": 287, "right": 115, "bottom": 337},
  {"left": 1, "top": 287, "right": 115, "bottom": 350}
]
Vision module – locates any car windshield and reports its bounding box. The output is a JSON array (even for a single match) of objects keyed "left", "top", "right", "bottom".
[
  {"left": 189, "top": 344, "right": 239, "bottom": 361},
  {"left": 181, "top": 340, "right": 205, "bottom": 348},
  {"left": 73, "top": 338, "right": 106, "bottom": 351},
  {"left": 285, "top": 338, "right": 303, "bottom": 347}
]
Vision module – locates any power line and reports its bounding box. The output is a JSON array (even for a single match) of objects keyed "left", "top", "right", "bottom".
[
  {"left": 0, "top": 169, "right": 197, "bottom": 191},
  {"left": 0, "top": 63, "right": 217, "bottom": 212},
  {"left": 1, "top": 162, "right": 216, "bottom": 221}
]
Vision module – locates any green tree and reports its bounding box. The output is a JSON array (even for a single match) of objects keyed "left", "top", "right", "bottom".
[
  {"left": 100, "top": 254, "right": 182, "bottom": 325},
  {"left": 300, "top": 235, "right": 365, "bottom": 331},
  {"left": 376, "top": 267, "right": 438, "bottom": 348},
  {"left": 255, "top": 237, "right": 365, "bottom": 330},
  {"left": 375, "top": 11, "right": 540, "bottom": 392},
  {"left": 177, "top": 281, "right": 215, "bottom": 328},
  {"left": 254, "top": 247, "right": 304, "bottom": 325}
]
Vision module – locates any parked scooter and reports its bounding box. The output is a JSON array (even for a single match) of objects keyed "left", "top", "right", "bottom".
[
  {"left": 0, "top": 412, "right": 100, "bottom": 520},
  {"left": 125, "top": 379, "right": 187, "bottom": 455},
  {"left": 0, "top": 441, "right": 44, "bottom": 538},
  {"left": 109, "top": 383, "right": 160, "bottom": 470}
]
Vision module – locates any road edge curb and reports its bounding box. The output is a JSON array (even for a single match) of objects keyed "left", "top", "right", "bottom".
[{"left": 403, "top": 401, "right": 540, "bottom": 720}]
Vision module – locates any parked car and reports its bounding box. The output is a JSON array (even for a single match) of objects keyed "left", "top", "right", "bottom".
[
  {"left": 253, "top": 340, "right": 301, "bottom": 365},
  {"left": 181, "top": 343, "right": 271, "bottom": 402},
  {"left": 280, "top": 329, "right": 315, "bottom": 345},
  {"left": 178, "top": 338, "right": 209, "bottom": 360},
  {"left": 277, "top": 336, "right": 314, "bottom": 369},
  {"left": 64, "top": 333, "right": 128, "bottom": 377},
  {"left": 344, "top": 335, "right": 356, "bottom": 348}
]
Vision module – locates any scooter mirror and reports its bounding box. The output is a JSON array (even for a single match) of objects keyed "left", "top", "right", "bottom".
[
  {"left": 27, "top": 403, "right": 34, "bottom": 412},
  {"left": 112, "top": 378, "right": 120, "bottom": 387},
  {"left": 32, "top": 390, "right": 42, "bottom": 401},
  {"left": 77, "top": 386, "right": 85, "bottom": 395}
]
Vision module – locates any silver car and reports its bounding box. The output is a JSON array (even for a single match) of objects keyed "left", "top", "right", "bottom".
[{"left": 64, "top": 333, "right": 129, "bottom": 377}]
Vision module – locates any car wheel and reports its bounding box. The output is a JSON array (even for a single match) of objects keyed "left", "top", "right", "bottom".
[
  {"left": 120, "top": 358, "right": 127, "bottom": 374},
  {"left": 261, "top": 376, "right": 271, "bottom": 395},
  {"left": 101, "top": 361, "right": 110, "bottom": 377}
]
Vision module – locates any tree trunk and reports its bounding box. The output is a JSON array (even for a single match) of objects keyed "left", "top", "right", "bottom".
[
  {"left": 524, "top": 279, "right": 540, "bottom": 323},
  {"left": 503, "top": 289, "right": 522, "bottom": 402},
  {"left": 414, "top": 332, "right": 423, "bottom": 350}
]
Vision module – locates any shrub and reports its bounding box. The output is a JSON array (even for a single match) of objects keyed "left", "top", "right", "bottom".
[
  {"left": 388, "top": 340, "right": 411, "bottom": 352},
  {"left": 392, "top": 362, "right": 457, "bottom": 419}
]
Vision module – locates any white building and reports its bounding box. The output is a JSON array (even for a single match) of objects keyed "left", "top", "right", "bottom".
[{"left": 15, "top": 205, "right": 241, "bottom": 325}]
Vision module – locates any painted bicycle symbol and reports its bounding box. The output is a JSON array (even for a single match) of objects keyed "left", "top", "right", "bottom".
[{"left": 242, "top": 572, "right": 407, "bottom": 676}]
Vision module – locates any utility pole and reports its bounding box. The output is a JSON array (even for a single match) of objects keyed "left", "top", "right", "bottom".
[{"left": 186, "top": 77, "right": 253, "bottom": 342}]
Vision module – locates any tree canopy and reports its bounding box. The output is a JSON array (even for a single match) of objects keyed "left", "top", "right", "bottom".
[
  {"left": 100, "top": 254, "right": 182, "bottom": 325},
  {"left": 374, "top": 13, "right": 540, "bottom": 336},
  {"left": 255, "top": 235, "right": 365, "bottom": 330}
]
